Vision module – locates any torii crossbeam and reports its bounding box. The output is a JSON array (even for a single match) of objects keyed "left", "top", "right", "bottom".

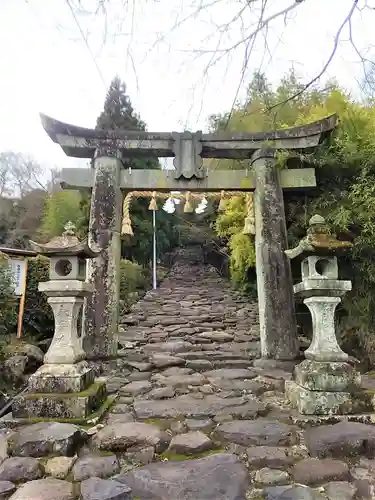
[{"left": 41, "top": 113, "right": 337, "bottom": 361}]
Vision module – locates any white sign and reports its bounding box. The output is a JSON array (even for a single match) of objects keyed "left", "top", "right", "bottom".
[{"left": 9, "top": 259, "right": 26, "bottom": 296}]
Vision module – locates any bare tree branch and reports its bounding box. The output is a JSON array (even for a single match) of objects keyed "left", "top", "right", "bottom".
[
  {"left": 223, "top": 0, "right": 268, "bottom": 129},
  {"left": 260, "top": 0, "right": 358, "bottom": 115}
]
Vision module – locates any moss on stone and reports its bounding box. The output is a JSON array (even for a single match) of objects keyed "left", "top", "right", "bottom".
[
  {"left": 97, "top": 449, "right": 117, "bottom": 457},
  {"left": 23, "top": 381, "right": 105, "bottom": 400},
  {"left": 13, "top": 395, "right": 115, "bottom": 426},
  {"left": 159, "top": 448, "right": 224, "bottom": 462},
  {"left": 141, "top": 418, "right": 172, "bottom": 430}
]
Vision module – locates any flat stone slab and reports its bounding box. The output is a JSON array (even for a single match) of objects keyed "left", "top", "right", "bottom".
[
  {"left": 246, "top": 446, "right": 295, "bottom": 469},
  {"left": 304, "top": 421, "right": 375, "bottom": 458},
  {"left": 7, "top": 422, "right": 85, "bottom": 457},
  {"left": 197, "top": 332, "right": 234, "bottom": 342},
  {"left": 162, "top": 367, "right": 193, "bottom": 376},
  {"left": 214, "top": 399, "right": 267, "bottom": 419},
  {"left": 0, "top": 457, "right": 42, "bottom": 483},
  {"left": 92, "top": 422, "right": 170, "bottom": 453},
  {"left": 115, "top": 453, "right": 248, "bottom": 500},
  {"left": 128, "top": 372, "right": 151, "bottom": 382},
  {"left": 168, "top": 431, "right": 213, "bottom": 455},
  {"left": 210, "top": 378, "right": 266, "bottom": 394},
  {"left": 185, "top": 360, "right": 213, "bottom": 370},
  {"left": 143, "top": 341, "right": 193, "bottom": 354},
  {"left": 120, "top": 381, "right": 152, "bottom": 396},
  {"left": 255, "top": 467, "right": 289, "bottom": 486},
  {"left": 262, "top": 485, "right": 325, "bottom": 500},
  {"left": 186, "top": 419, "right": 213, "bottom": 431},
  {"left": 324, "top": 481, "right": 356, "bottom": 500},
  {"left": 106, "top": 413, "right": 135, "bottom": 425},
  {"left": 155, "top": 374, "right": 207, "bottom": 387},
  {"left": 44, "top": 456, "right": 76, "bottom": 479},
  {"left": 72, "top": 455, "right": 119, "bottom": 481},
  {"left": 134, "top": 395, "right": 248, "bottom": 419},
  {"left": 80, "top": 477, "right": 132, "bottom": 500},
  {"left": 125, "top": 361, "right": 152, "bottom": 372},
  {"left": 0, "top": 481, "right": 15, "bottom": 498},
  {"left": 292, "top": 458, "right": 349, "bottom": 485},
  {"left": 203, "top": 369, "right": 256, "bottom": 380},
  {"left": 214, "top": 419, "right": 295, "bottom": 446},
  {"left": 148, "top": 387, "right": 175, "bottom": 400},
  {"left": 151, "top": 354, "right": 185, "bottom": 368},
  {"left": 9, "top": 478, "right": 73, "bottom": 500}
]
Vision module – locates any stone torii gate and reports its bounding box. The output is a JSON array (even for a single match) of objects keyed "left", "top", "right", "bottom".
[{"left": 40, "top": 113, "right": 337, "bottom": 362}]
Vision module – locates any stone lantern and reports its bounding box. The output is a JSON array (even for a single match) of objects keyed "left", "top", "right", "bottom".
[
  {"left": 284, "top": 215, "right": 364, "bottom": 415},
  {"left": 12, "top": 222, "right": 107, "bottom": 421}
]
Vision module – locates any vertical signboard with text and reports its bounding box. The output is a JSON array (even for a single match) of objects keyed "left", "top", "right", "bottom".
[{"left": 8, "top": 258, "right": 28, "bottom": 338}]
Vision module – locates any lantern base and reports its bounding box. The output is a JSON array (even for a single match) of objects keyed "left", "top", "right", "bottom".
[
  {"left": 12, "top": 380, "right": 106, "bottom": 420},
  {"left": 286, "top": 378, "right": 374, "bottom": 416},
  {"left": 294, "top": 360, "right": 361, "bottom": 392},
  {"left": 28, "top": 361, "right": 95, "bottom": 393}
]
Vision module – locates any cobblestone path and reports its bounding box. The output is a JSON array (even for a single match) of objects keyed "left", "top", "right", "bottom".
[{"left": 0, "top": 247, "right": 375, "bottom": 499}]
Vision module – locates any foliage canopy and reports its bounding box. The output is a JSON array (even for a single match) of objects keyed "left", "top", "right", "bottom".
[{"left": 212, "top": 70, "right": 375, "bottom": 363}]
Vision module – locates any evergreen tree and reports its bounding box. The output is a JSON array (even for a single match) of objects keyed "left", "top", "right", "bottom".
[
  {"left": 96, "top": 75, "right": 158, "bottom": 170},
  {"left": 80, "top": 76, "right": 178, "bottom": 263},
  {"left": 96, "top": 75, "right": 146, "bottom": 131}
]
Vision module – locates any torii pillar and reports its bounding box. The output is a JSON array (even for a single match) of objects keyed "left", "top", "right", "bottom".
[
  {"left": 84, "top": 146, "right": 122, "bottom": 359},
  {"left": 39, "top": 114, "right": 337, "bottom": 360},
  {"left": 252, "top": 149, "right": 298, "bottom": 359}
]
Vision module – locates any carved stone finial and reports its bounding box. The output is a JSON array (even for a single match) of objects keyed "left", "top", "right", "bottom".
[
  {"left": 309, "top": 214, "right": 325, "bottom": 225},
  {"left": 63, "top": 221, "right": 76, "bottom": 236},
  {"left": 307, "top": 215, "right": 330, "bottom": 236}
]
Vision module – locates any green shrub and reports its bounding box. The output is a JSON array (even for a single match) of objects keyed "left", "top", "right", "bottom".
[
  {"left": 0, "top": 255, "right": 17, "bottom": 336},
  {"left": 119, "top": 259, "right": 150, "bottom": 313},
  {"left": 23, "top": 256, "right": 54, "bottom": 340},
  {"left": 20, "top": 257, "right": 152, "bottom": 339}
]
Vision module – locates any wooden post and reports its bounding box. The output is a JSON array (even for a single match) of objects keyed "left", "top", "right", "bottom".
[{"left": 16, "top": 258, "right": 28, "bottom": 339}]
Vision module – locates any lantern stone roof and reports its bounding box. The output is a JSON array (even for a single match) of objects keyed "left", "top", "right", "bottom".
[
  {"left": 29, "top": 222, "right": 98, "bottom": 258},
  {"left": 285, "top": 215, "right": 352, "bottom": 260}
]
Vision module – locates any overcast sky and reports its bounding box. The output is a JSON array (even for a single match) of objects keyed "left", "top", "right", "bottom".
[{"left": 0, "top": 0, "right": 373, "bottom": 172}]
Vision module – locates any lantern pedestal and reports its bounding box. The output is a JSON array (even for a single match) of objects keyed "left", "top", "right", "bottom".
[
  {"left": 28, "top": 361, "right": 94, "bottom": 393},
  {"left": 11, "top": 223, "right": 109, "bottom": 423},
  {"left": 12, "top": 372, "right": 106, "bottom": 421},
  {"left": 285, "top": 359, "right": 366, "bottom": 415}
]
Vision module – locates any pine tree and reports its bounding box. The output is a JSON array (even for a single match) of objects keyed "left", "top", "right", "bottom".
[
  {"left": 96, "top": 76, "right": 158, "bottom": 170},
  {"left": 96, "top": 75, "right": 146, "bottom": 131},
  {"left": 92, "top": 76, "right": 177, "bottom": 263}
]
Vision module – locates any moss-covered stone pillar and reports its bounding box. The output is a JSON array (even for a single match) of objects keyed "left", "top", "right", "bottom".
[
  {"left": 83, "top": 148, "right": 122, "bottom": 359},
  {"left": 252, "top": 148, "right": 299, "bottom": 360}
]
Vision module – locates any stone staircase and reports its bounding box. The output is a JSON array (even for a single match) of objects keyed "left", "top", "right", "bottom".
[{"left": 1, "top": 246, "right": 375, "bottom": 498}]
